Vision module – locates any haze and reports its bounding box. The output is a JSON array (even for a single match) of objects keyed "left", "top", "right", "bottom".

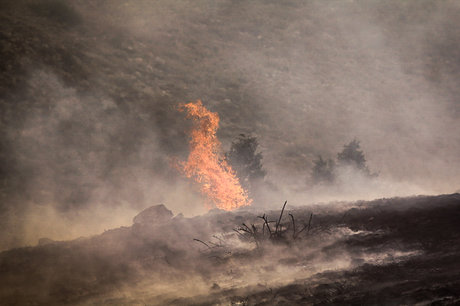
[{"left": 1, "top": 0, "right": 459, "bottom": 250}]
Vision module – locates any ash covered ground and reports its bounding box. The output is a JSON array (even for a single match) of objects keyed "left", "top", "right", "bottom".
[{"left": 1, "top": 194, "right": 460, "bottom": 305}]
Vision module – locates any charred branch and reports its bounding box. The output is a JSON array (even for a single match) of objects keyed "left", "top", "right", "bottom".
[{"left": 275, "top": 201, "right": 287, "bottom": 235}]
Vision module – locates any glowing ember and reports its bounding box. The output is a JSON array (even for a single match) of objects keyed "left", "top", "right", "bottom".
[{"left": 178, "top": 100, "right": 252, "bottom": 210}]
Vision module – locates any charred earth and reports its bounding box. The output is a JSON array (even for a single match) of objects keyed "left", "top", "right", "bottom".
[{"left": 1, "top": 193, "right": 459, "bottom": 305}]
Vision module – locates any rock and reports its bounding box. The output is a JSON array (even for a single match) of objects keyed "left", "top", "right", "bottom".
[{"left": 133, "top": 204, "right": 173, "bottom": 225}]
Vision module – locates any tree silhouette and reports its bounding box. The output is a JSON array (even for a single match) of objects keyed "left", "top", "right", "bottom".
[
  {"left": 337, "top": 139, "right": 366, "bottom": 169},
  {"left": 311, "top": 155, "right": 335, "bottom": 184},
  {"left": 226, "top": 134, "right": 265, "bottom": 189},
  {"left": 337, "top": 139, "right": 375, "bottom": 176},
  {"left": 311, "top": 139, "right": 377, "bottom": 185}
]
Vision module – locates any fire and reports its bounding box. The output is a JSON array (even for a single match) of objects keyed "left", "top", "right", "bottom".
[{"left": 178, "top": 100, "right": 252, "bottom": 210}]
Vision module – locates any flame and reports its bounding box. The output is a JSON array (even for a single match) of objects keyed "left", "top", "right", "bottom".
[{"left": 178, "top": 100, "right": 252, "bottom": 210}]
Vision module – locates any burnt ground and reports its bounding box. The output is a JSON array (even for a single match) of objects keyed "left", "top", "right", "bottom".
[
  {"left": 1, "top": 193, "right": 459, "bottom": 305},
  {"left": 1, "top": 2, "right": 460, "bottom": 305}
]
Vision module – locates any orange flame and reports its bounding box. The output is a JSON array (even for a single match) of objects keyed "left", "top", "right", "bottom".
[{"left": 178, "top": 100, "right": 252, "bottom": 211}]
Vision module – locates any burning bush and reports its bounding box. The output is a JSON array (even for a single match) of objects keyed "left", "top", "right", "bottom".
[{"left": 177, "top": 100, "right": 251, "bottom": 211}]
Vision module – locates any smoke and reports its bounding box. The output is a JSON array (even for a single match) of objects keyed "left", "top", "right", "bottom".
[
  {"left": 1, "top": 0, "right": 460, "bottom": 249},
  {"left": 0, "top": 70, "right": 205, "bottom": 250},
  {"left": 98, "top": 0, "right": 460, "bottom": 196},
  {"left": 61, "top": 206, "right": 423, "bottom": 305},
  {"left": 214, "top": 0, "right": 460, "bottom": 196}
]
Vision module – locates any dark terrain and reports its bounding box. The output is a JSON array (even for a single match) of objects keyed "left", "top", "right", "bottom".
[
  {"left": 1, "top": 1, "right": 460, "bottom": 304},
  {"left": 1, "top": 193, "right": 459, "bottom": 305}
]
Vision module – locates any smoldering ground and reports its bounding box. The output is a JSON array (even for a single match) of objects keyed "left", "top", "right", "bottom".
[
  {"left": 1, "top": 194, "right": 459, "bottom": 305},
  {"left": 1, "top": 0, "right": 460, "bottom": 252}
]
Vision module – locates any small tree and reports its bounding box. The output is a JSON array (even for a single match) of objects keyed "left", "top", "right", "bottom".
[
  {"left": 226, "top": 134, "right": 266, "bottom": 189},
  {"left": 311, "top": 155, "right": 335, "bottom": 184},
  {"left": 337, "top": 139, "right": 374, "bottom": 176}
]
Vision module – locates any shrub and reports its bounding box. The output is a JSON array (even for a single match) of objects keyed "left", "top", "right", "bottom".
[
  {"left": 337, "top": 139, "right": 376, "bottom": 177},
  {"left": 226, "top": 134, "right": 266, "bottom": 189},
  {"left": 337, "top": 139, "right": 367, "bottom": 170},
  {"left": 311, "top": 139, "right": 377, "bottom": 184},
  {"left": 311, "top": 155, "right": 335, "bottom": 184}
]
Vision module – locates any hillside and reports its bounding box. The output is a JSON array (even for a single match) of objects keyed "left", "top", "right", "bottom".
[
  {"left": 1, "top": 193, "right": 459, "bottom": 304},
  {"left": 1, "top": 0, "right": 460, "bottom": 260}
]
